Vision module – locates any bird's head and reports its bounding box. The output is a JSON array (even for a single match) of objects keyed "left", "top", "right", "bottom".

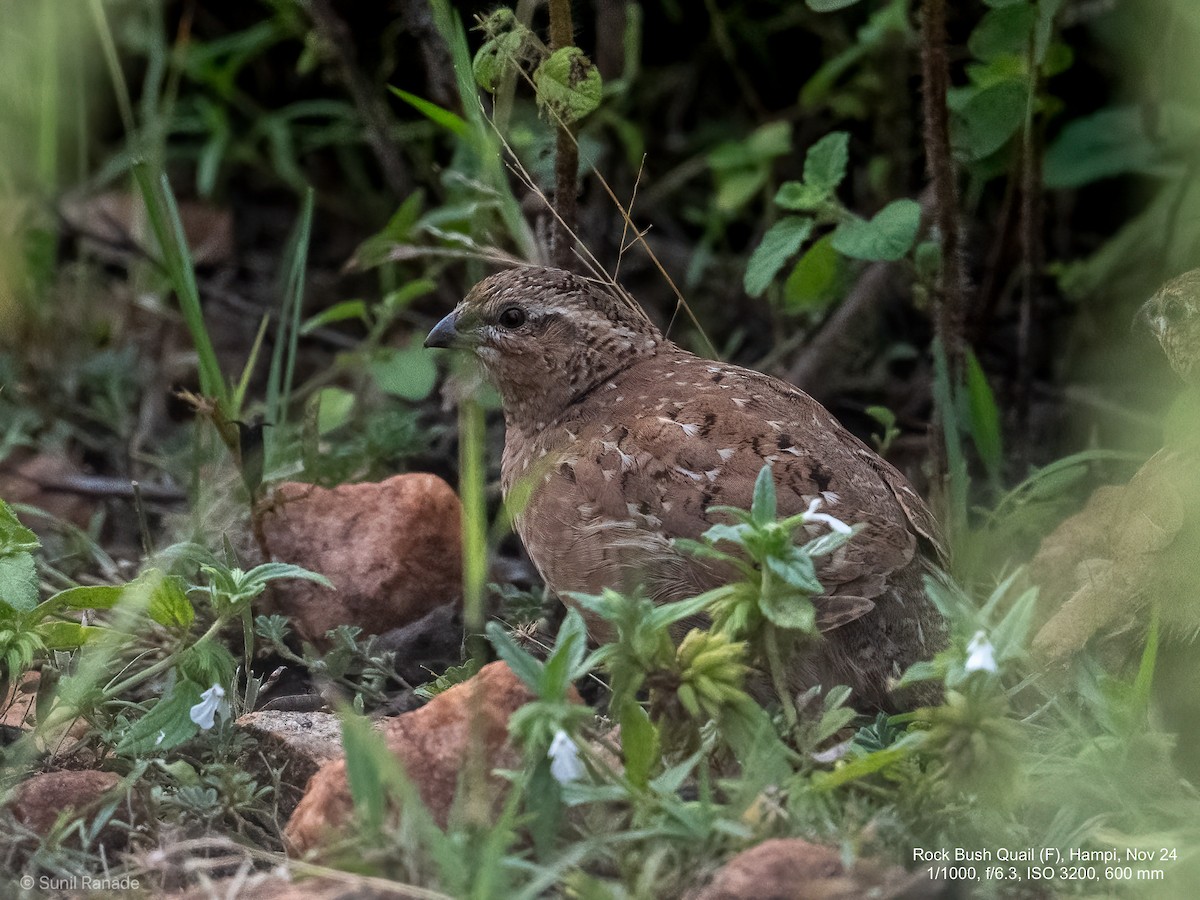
[
  {"left": 1139, "top": 268, "right": 1200, "bottom": 386},
  {"left": 425, "top": 266, "right": 663, "bottom": 426}
]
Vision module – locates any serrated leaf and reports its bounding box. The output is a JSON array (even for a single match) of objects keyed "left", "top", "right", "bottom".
[
  {"left": 831, "top": 199, "right": 921, "bottom": 261},
  {"left": 0, "top": 500, "right": 39, "bottom": 556},
  {"left": 148, "top": 575, "right": 196, "bottom": 630},
  {"left": 0, "top": 554, "right": 38, "bottom": 613},
  {"left": 804, "top": 131, "right": 850, "bottom": 192},
  {"left": 744, "top": 217, "right": 814, "bottom": 297}
]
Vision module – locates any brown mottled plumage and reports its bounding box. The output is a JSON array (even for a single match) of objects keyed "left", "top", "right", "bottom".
[
  {"left": 1140, "top": 268, "right": 1200, "bottom": 385},
  {"left": 426, "top": 266, "right": 947, "bottom": 710},
  {"left": 1031, "top": 269, "right": 1200, "bottom": 659}
]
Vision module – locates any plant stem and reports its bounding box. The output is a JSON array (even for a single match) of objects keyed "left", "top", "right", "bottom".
[
  {"left": 764, "top": 626, "right": 797, "bottom": 735},
  {"left": 548, "top": 0, "right": 579, "bottom": 270}
]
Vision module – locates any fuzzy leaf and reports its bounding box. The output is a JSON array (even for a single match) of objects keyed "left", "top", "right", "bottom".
[
  {"left": 744, "top": 217, "right": 814, "bottom": 297},
  {"left": 534, "top": 47, "right": 602, "bottom": 124},
  {"left": 803, "top": 131, "right": 850, "bottom": 192},
  {"left": 831, "top": 199, "right": 921, "bottom": 261}
]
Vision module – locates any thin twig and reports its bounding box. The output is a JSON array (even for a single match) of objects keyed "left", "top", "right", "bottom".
[{"left": 548, "top": 0, "right": 579, "bottom": 269}]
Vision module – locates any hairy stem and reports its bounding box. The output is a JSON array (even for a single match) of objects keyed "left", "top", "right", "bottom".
[{"left": 549, "top": 0, "right": 579, "bottom": 270}]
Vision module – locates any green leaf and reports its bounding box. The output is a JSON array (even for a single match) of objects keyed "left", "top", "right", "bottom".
[
  {"left": 45, "top": 584, "right": 123, "bottom": 612},
  {"left": 806, "top": 0, "right": 863, "bottom": 11},
  {"left": 619, "top": 698, "right": 659, "bottom": 790},
  {"left": 831, "top": 199, "right": 921, "bottom": 261},
  {"left": 957, "top": 79, "right": 1028, "bottom": 160},
  {"left": 486, "top": 621, "right": 545, "bottom": 692},
  {"left": 0, "top": 554, "right": 38, "bottom": 613},
  {"left": 784, "top": 234, "right": 845, "bottom": 312},
  {"left": 774, "top": 181, "right": 829, "bottom": 212},
  {"left": 148, "top": 575, "right": 196, "bottom": 630},
  {"left": 760, "top": 586, "right": 817, "bottom": 631},
  {"left": 803, "top": 131, "right": 850, "bottom": 192},
  {"left": 964, "top": 350, "right": 1003, "bottom": 482},
  {"left": 534, "top": 47, "right": 603, "bottom": 125},
  {"left": 301, "top": 300, "right": 368, "bottom": 335},
  {"left": 750, "top": 466, "right": 777, "bottom": 526},
  {"left": 765, "top": 551, "right": 823, "bottom": 596},
  {"left": 39, "top": 621, "right": 96, "bottom": 650},
  {"left": 389, "top": 87, "right": 468, "bottom": 136},
  {"left": 0, "top": 500, "right": 39, "bottom": 556},
  {"left": 744, "top": 217, "right": 814, "bottom": 298},
  {"left": 115, "top": 676, "right": 204, "bottom": 756},
  {"left": 314, "top": 387, "right": 355, "bottom": 434},
  {"left": 968, "top": 3, "right": 1037, "bottom": 62},
  {"left": 369, "top": 341, "right": 439, "bottom": 401},
  {"left": 178, "top": 639, "right": 237, "bottom": 689},
  {"left": 1044, "top": 106, "right": 1159, "bottom": 189}
]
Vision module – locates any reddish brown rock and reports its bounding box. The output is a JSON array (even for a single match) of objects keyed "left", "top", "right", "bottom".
[
  {"left": 285, "top": 661, "right": 555, "bottom": 854},
  {"left": 0, "top": 452, "right": 97, "bottom": 531},
  {"left": 1, "top": 671, "right": 41, "bottom": 730},
  {"left": 9, "top": 770, "right": 123, "bottom": 838},
  {"left": 257, "top": 474, "right": 463, "bottom": 644},
  {"left": 690, "top": 838, "right": 937, "bottom": 900}
]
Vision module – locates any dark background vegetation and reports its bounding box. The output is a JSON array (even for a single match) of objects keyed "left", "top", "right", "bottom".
[{"left": 2, "top": 0, "right": 1200, "bottom": 894}]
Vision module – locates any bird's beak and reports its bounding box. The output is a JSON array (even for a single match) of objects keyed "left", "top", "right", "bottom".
[{"left": 425, "top": 311, "right": 465, "bottom": 349}]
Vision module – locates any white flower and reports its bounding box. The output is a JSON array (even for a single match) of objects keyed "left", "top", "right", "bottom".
[
  {"left": 548, "top": 729, "right": 584, "bottom": 784},
  {"left": 804, "top": 497, "right": 852, "bottom": 534},
  {"left": 965, "top": 631, "right": 997, "bottom": 674},
  {"left": 189, "top": 683, "right": 229, "bottom": 730}
]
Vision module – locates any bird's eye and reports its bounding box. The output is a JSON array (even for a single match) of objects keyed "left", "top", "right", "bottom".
[{"left": 498, "top": 306, "right": 527, "bottom": 329}]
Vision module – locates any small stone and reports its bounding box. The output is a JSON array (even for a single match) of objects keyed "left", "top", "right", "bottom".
[
  {"left": 285, "top": 661, "right": 565, "bottom": 854},
  {"left": 235, "top": 710, "right": 344, "bottom": 818},
  {"left": 9, "top": 770, "right": 123, "bottom": 840},
  {"left": 690, "top": 838, "right": 937, "bottom": 900},
  {"left": 257, "top": 473, "right": 463, "bottom": 645}
]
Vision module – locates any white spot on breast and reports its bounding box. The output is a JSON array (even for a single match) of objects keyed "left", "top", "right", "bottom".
[
  {"left": 618, "top": 448, "right": 635, "bottom": 471},
  {"left": 764, "top": 454, "right": 779, "bottom": 463},
  {"left": 767, "top": 420, "right": 784, "bottom": 432},
  {"left": 704, "top": 468, "right": 720, "bottom": 482},
  {"left": 538, "top": 448, "right": 548, "bottom": 458},
  {"left": 822, "top": 491, "right": 840, "bottom": 504},
  {"left": 673, "top": 465, "right": 703, "bottom": 482},
  {"left": 602, "top": 469, "right": 616, "bottom": 482},
  {"left": 717, "top": 448, "right": 736, "bottom": 461},
  {"left": 732, "top": 398, "right": 750, "bottom": 408},
  {"left": 657, "top": 417, "right": 699, "bottom": 437},
  {"left": 783, "top": 446, "right": 803, "bottom": 456}
]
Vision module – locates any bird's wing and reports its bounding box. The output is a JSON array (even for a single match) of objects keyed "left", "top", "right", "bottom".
[{"left": 513, "top": 375, "right": 923, "bottom": 627}]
